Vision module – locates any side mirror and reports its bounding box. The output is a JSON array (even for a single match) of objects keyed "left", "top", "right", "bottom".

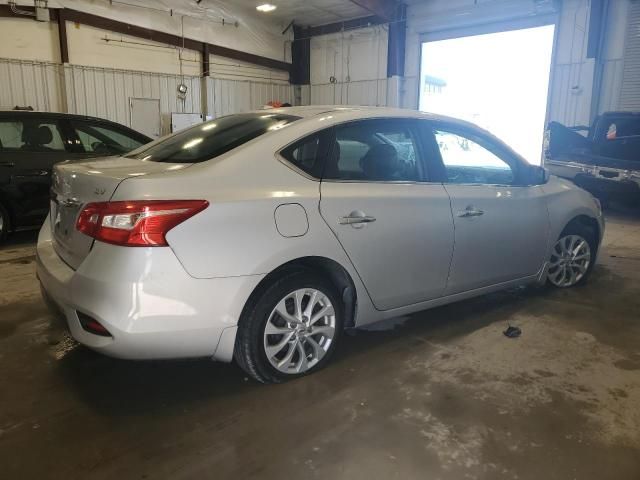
[{"left": 529, "top": 165, "right": 549, "bottom": 185}]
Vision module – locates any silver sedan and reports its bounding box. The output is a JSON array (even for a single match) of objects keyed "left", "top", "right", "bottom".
[{"left": 37, "top": 106, "right": 604, "bottom": 383}]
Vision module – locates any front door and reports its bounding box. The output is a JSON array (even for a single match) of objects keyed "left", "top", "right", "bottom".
[
  {"left": 319, "top": 119, "right": 454, "bottom": 311},
  {"left": 428, "top": 124, "right": 549, "bottom": 295}
]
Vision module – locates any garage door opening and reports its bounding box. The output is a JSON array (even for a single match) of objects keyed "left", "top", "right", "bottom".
[{"left": 419, "top": 25, "right": 555, "bottom": 165}]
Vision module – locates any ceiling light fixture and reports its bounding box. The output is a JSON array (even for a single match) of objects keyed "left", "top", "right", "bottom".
[{"left": 256, "top": 3, "right": 277, "bottom": 13}]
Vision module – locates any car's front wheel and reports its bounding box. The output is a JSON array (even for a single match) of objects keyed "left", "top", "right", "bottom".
[
  {"left": 547, "top": 224, "right": 596, "bottom": 288},
  {"left": 234, "top": 270, "right": 344, "bottom": 383}
]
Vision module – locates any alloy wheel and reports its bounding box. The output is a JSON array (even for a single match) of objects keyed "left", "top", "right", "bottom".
[
  {"left": 547, "top": 234, "right": 591, "bottom": 287},
  {"left": 263, "top": 288, "right": 336, "bottom": 374}
]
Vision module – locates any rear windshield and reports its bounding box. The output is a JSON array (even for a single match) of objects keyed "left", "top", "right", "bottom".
[{"left": 127, "top": 113, "right": 299, "bottom": 163}]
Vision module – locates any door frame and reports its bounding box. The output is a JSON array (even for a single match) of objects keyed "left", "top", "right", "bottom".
[
  {"left": 129, "top": 97, "right": 161, "bottom": 139},
  {"left": 416, "top": 14, "right": 560, "bottom": 160}
]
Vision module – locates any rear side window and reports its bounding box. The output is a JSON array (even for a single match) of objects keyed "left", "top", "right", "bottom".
[
  {"left": 72, "top": 121, "right": 147, "bottom": 155},
  {"left": 325, "top": 120, "right": 421, "bottom": 182},
  {"left": 128, "top": 113, "right": 300, "bottom": 163},
  {"left": 280, "top": 130, "right": 334, "bottom": 178},
  {"left": 0, "top": 119, "right": 66, "bottom": 152}
]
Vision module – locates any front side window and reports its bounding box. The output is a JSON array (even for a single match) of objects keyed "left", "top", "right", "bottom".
[
  {"left": 128, "top": 113, "right": 300, "bottom": 163},
  {"left": 72, "top": 122, "right": 147, "bottom": 155},
  {"left": 0, "top": 119, "right": 66, "bottom": 153},
  {"left": 434, "top": 129, "right": 514, "bottom": 185},
  {"left": 324, "top": 120, "right": 421, "bottom": 182}
]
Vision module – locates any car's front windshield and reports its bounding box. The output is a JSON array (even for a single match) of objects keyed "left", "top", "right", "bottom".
[{"left": 127, "top": 113, "right": 300, "bottom": 163}]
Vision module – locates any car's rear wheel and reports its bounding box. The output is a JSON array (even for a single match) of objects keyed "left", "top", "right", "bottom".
[
  {"left": 547, "top": 224, "right": 596, "bottom": 288},
  {"left": 234, "top": 270, "right": 344, "bottom": 383},
  {"left": 0, "top": 203, "right": 10, "bottom": 242}
]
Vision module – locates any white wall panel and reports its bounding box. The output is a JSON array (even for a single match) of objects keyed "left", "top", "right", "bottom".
[
  {"left": 548, "top": 61, "right": 595, "bottom": 127},
  {"left": 309, "top": 26, "right": 388, "bottom": 108},
  {"left": 66, "top": 23, "right": 202, "bottom": 77},
  {"left": 206, "top": 78, "right": 294, "bottom": 117},
  {"left": 0, "top": 58, "right": 65, "bottom": 112},
  {"left": 0, "top": 17, "right": 60, "bottom": 63},
  {"left": 64, "top": 64, "right": 201, "bottom": 135},
  {"left": 309, "top": 80, "right": 388, "bottom": 106}
]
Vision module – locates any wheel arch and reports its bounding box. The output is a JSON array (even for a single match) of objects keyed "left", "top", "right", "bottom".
[
  {"left": 562, "top": 214, "right": 601, "bottom": 253},
  {"left": 239, "top": 256, "right": 358, "bottom": 329}
]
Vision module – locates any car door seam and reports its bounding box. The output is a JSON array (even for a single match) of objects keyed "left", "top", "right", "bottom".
[
  {"left": 441, "top": 183, "right": 457, "bottom": 294},
  {"left": 317, "top": 179, "right": 381, "bottom": 311}
]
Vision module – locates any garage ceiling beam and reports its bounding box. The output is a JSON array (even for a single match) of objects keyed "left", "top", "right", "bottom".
[
  {"left": 348, "top": 0, "right": 398, "bottom": 21},
  {"left": 0, "top": 4, "right": 58, "bottom": 20},
  {"left": 302, "top": 15, "right": 386, "bottom": 38}
]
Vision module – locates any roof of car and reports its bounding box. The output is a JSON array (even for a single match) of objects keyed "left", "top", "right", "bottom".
[
  {"left": 258, "top": 105, "right": 479, "bottom": 126},
  {"left": 0, "top": 110, "right": 121, "bottom": 123}
]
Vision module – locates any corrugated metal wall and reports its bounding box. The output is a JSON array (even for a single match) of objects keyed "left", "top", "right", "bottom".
[
  {"left": 308, "top": 25, "right": 389, "bottom": 108},
  {"left": 206, "top": 78, "right": 294, "bottom": 117},
  {"left": 1, "top": 58, "right": 294, "bottom": 135},
  {"left": 309, "top": 79, "right": 388, "bottom": 106},
  {"left": 64, "top": 64, "right": 203, "bottom": 135},
  {"left": 599, "top": 58, "right": 626, "bottom": 113},
  {"left": 0, "top": 58, "right": 65, "bottom": 112},
  {"left": 548, "top": 61, "right": 595, "bottom": 126},
  {"left": 619, "top": 0, "right": 640, "bottom": 110}
]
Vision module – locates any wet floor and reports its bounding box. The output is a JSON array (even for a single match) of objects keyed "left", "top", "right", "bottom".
[{"left": 1, "top": 209, "right": 639, "bottom": 479}]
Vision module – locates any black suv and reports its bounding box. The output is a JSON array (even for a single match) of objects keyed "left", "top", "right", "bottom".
[{"left": 0, "top": 111, "right": 151, "bottom": 241}]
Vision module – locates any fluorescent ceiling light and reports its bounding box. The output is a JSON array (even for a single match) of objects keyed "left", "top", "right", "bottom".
[{"left": 256, "top": 4, "right": 277, "bottom": 13}]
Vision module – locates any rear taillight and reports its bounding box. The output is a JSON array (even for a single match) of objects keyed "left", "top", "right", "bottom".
[{"left": 76, "top": 200, "right": 209, "bottom": 247}]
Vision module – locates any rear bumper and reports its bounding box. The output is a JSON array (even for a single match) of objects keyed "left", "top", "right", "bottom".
[{"left": 36, "top": 218, "right": 264, "bottom": 361}]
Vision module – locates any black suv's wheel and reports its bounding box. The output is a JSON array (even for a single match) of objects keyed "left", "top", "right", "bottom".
[
  {"left": 234, "top": 270, "right": 344, "bottom": 383},
  {"left": 547, "top": 223, "right": 597, "bottom": 288}
]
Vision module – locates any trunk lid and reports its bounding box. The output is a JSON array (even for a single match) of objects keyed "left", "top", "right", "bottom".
[{"left": 50, "top": 156, "right": 190, "bottom": 269}]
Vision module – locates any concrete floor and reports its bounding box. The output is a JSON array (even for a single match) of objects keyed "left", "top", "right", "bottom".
[{"left": 1, "top": 209, "right": 639, "bottom": 480}]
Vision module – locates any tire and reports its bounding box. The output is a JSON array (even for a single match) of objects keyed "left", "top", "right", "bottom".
[
  {"left": 234, "top": 270, "right": 344, "bottom": 384},
  {"left": 547, "top": 222, "right": 597, "bottom": 288},
  {"left": 0, "top": 202, "right": 10, "bottom": 243}
]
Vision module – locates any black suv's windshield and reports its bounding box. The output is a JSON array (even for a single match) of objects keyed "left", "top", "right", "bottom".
[{"left": 127, "top": 113, "right": 300, "bottom": 163}]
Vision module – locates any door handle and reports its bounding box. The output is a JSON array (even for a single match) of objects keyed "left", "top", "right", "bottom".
[
  {"left": 0, "top": 162, "right": 15, "bottom": 167},
  {"left": 339, "top": 211, "right": 376, "bottom": 225},
  {"left": 457, "top": 206, "right": 484, "bottom": 218}
]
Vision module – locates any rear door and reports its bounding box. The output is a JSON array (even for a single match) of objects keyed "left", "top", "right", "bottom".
[
  {"left": 319, "top": 119, "right": 454, "bottom": 311},
  {"left": 426, "top": 122, "right": 549, "bottom": 295},
  {"left": 0, "top": 116, "right": 78, "bottom": 228}
]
